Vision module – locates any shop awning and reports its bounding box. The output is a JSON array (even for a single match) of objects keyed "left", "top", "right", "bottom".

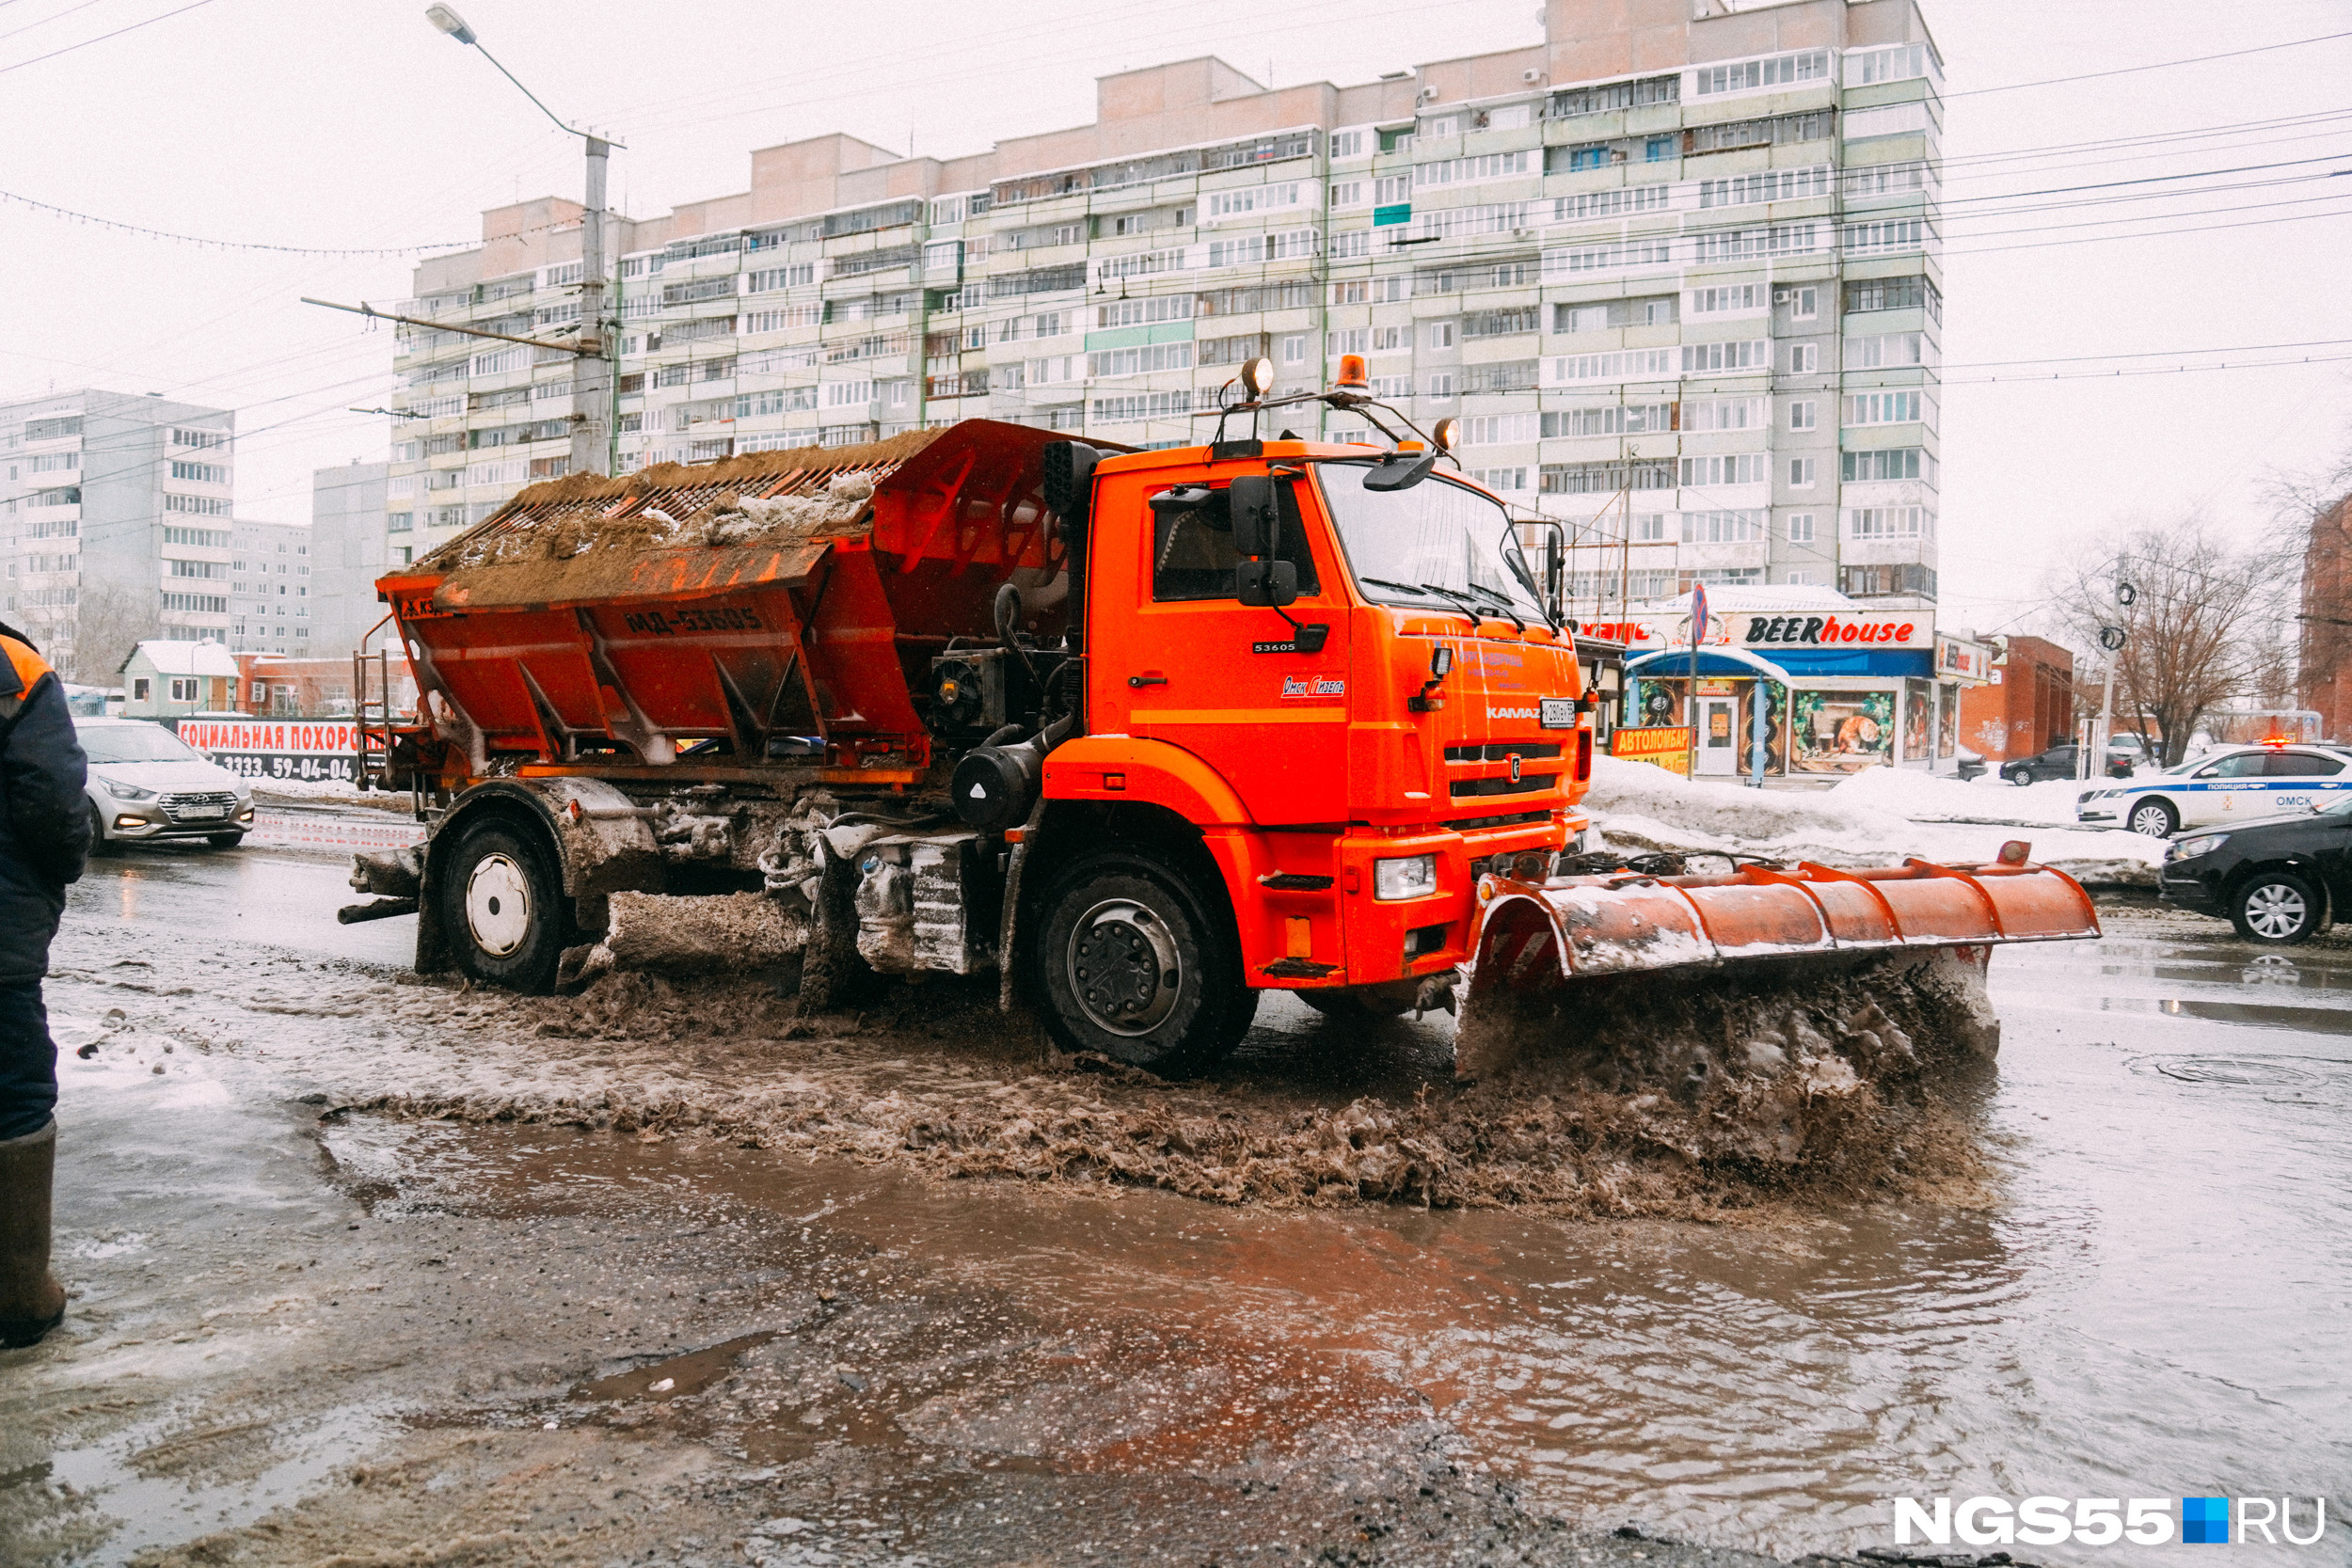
[
  {"left": 1625, "top": 644, "right": 1794, "bottom": 683},
  {"left": 1766, "top": 649, "right": 1935, "bottom": 678}
]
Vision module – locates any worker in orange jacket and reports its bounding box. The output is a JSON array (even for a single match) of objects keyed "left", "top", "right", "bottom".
[{"left": 0, "top": 620, "right": 87, "bottom": 1348}]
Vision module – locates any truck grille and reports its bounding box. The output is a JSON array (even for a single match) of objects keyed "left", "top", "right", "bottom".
[
  {"left": 1444, "top": 742, "right": 1562, "bottom": 763},
  {"left": 1450, "top": 773, "right": 1558, "bottom": 799},
  {"left": 160, "top": 791, "right": 238, "bottom": 821}
]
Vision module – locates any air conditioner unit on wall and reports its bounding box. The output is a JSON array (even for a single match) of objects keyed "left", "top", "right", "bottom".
[{"left": 1522, "top": 68, "right": 1544, "bottom": 85}]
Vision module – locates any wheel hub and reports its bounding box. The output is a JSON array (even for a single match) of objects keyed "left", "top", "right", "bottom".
[
  {"left": 1067, "top": 899, "right": 1182, "bottom": 1037},
  {"left": 2131, "top": 803, "right": 2169, "bottom": 835},
  {"left": 2246, "top": 883, "right": 2307, "bottom": 940},
  {"left": 465, "top": 852, "right": 532, "bottom": 957}
]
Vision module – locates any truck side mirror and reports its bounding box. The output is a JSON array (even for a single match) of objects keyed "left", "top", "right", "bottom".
[
  {"left": 1229, "top": 475, "right": 1277, "bottom": 558},
  {"left": 1237, "top": 561, "right": 1297, "bottom": 608}
]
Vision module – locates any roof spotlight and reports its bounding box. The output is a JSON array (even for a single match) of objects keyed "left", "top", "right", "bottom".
[
  {"left": 1240, "top": 356, "right": 1275, "bottom": 399},
  {"left": 1432, "top": 417, "right": 1459, "bottom": 452}
]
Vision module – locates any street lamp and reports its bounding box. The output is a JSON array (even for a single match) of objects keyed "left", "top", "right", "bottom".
[{"left": 423, "top": 5, "right": 620, "bottom": 479}]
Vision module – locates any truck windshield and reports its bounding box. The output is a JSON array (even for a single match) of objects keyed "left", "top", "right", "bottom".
[{"left": 1312, "top": 462, "right": 1548, "bottom": 626}]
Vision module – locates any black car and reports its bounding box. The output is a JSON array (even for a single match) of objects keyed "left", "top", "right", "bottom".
[
  {"left": 2000, "top": 740, "right": 2135, "bottom": 784},
  {"left": 2158, "top": 794, "right": 2352, "bottom": 944}
]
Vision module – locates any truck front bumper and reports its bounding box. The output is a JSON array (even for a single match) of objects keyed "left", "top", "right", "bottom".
[{"left": 1208, "top": 814, "right": 1579, "bottom": 990}]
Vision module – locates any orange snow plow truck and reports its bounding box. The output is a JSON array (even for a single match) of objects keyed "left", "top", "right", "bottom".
[{"left": 350, "top": 375, "right": 2098, "bottom": 1077}]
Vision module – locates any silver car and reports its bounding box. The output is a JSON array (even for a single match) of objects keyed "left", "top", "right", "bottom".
[{"left": 74, "top": 718, "right": 255, "bottom": 852}]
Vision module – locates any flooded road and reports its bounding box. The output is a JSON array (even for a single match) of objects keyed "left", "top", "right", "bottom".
[{"left": 5, "top": 847, "right": 2348, "bottom": 1563}]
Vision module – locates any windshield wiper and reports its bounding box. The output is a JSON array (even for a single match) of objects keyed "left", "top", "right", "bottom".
[
  {"left": 1453, "top": 581, "right": 1526, "bottom": 634},
  {"left": 1357, "top": 576, "right": 1476, "bottom": 624}
]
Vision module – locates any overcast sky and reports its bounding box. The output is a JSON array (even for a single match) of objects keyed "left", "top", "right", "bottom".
[{"left": 4, "top": 0, "right": 2348, "bottom": 637}]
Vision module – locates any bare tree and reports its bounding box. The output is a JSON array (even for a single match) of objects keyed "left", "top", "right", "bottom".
[
  {"left": 68, "top": 580, "right": 157, "bottom": 688},
  {"left": 2044, "top": 516, "right": 2280, "bottom": 765}
]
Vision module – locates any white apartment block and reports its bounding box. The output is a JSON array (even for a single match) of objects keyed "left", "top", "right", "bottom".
[
  {"left": 228, "top": 517, "right": 316, "bottom": 656},
  {"left": 0, "top": 388, "right": 239, "bottom": 679},
  {"left": 387, "top": 0, "right": 1942, "bottom": 616}
]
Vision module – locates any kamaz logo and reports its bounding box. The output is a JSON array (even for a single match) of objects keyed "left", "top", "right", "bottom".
[{"left": 1488, "top": 706, "right": 1536, "bottom": 721}]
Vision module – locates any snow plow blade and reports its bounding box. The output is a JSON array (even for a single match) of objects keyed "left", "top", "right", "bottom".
[{"left": 1453, "top": 855, "right": 2100, "bottom": 1082}]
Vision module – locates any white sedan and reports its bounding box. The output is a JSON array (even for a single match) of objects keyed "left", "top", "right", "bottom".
[
  {"left": 2076, "top": 742, "right": 2352, "bottom": 837},
  {"left": 76, "top": 717, "right": 256, "bottom": 851}
]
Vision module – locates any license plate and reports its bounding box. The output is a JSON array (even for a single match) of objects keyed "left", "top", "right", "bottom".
[
  {"left": 181, "top": 804, "right": 226, "bottom": 819},
  {"left": 1539, "top": 698, "right": 1576, "bottom": 730}
]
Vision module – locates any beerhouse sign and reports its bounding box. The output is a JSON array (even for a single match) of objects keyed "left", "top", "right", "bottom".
[{"left": 1583, "top": 610, "right": 1931, "bottom": 651}]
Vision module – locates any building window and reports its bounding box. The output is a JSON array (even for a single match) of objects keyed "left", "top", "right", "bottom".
[
  {"left": 1787, "top": 513, "right": 1816, "bottom": 544},
  {"left": 1425, "top": 372, "right": 1454, "bottom": 400},
  {"left": 1645, "top": 136, "right": 1676, "bottom": 162},
  {"left": 1787, "top": 343, "right": 1819, "bottom": 374},
  {"left": 1680, "top": 510, "right": 1764, "bottom": 544},
  {"left": 133, "top": 678, "right": 151, "bottom": 701},
  {"left": 1630, "top": 513, "right": 1668, "bottom": 542},
  {"left": 1425, "top": 322, "right": 1455, "bottom": 350},
  {"left": 1844, "top": 506, "right": 1934, "bottom": 540},
  {"left": 1789, "top": 457, "right": 1817, "bottom": 488},
  {"left": 1845, "top": 390, "right": 1923, "bottom": 425},
  {"left": 1788, "top": 400, "right": 1818, "bottom": 431},
  {"left": 1778, "top": 285, "right": 1819, "bottom": 321},
  {"left": 1331, "top": 129, "right": 1366, "bottom": 159},
  {"left": 1841, "top": 449, "right": 1932, "bottom": 484},
  {"left": 1679, "top": 454, "right": 1769, "bottom": 488},
  {"left": 167, "top": 678, "right": 197, "bottom": 702}
]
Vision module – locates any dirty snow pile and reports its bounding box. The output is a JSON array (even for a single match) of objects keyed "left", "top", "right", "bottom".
[
  {"left": 1831, "top": 764, "right": 2092, "bottom": 827},
  {"left": 1583, "top": 756, "right": 2161, "bottom": 886}
]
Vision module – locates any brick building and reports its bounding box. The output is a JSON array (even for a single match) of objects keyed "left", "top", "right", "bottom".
[
  {"left": 2298, "top": 494, "right": 2351, "bottom": 742},
  {"left": 1956, "top": 634, "right": 2072, "bottom": 764}
]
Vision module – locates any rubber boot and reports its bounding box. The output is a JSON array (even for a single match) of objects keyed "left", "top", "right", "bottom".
[{"left": 0, "top": 1118, "right": 67, "bottom": 1348}]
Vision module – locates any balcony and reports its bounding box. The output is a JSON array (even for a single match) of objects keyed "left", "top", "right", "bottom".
[{"left": 1840, "top": 562, "right": 1936, "bottom": 600}]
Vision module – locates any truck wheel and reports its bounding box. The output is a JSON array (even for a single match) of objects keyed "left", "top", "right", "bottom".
[
  {"left": 2233, "top": 870, "right": 2321, "bottom": 945},
  {"left": 1035, "top": 853, "right": 1248, "bottom": 1075},
  {"left": 2127, "top": 798, "right": 2177, "bottom": 837},
  {"left": 439, "top": 817, "right": 573, "bottom": 992}
]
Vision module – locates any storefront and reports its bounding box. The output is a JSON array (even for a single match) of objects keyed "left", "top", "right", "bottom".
[{"left": 1602, "top": 596, "right": 1980, "bottom": 778}]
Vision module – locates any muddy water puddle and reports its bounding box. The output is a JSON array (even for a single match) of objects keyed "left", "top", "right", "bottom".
[{"left": 335, "top": 918, "right": 2352, "bottom": 1560}]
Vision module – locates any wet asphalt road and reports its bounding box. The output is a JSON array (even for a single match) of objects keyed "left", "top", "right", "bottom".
[{"left": 3, "top": 839, "right": 2348, "bottom": 1564}]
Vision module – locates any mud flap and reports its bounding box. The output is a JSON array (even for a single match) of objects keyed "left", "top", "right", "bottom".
[{"left": 799, "top": 833, "right": 869, "bottom": 1012}]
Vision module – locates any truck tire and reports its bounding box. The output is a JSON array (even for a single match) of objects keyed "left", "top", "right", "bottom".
[
  {"left": 2127, "top": 798, "right": 2177, "bottom": 837},
  {"left": 439, "top": 817, "right": 573, "bottom": 992},
  {"left": 2233, "top": 870, "right": 2321, "bottom": 945},
  {"left": 1034, "top": 852, "right": 1249, "bottom": 1075}
]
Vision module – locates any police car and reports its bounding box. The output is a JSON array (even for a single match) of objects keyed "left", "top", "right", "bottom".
[{"left": 2075, "top": 741, "right": 2352, "bottom": 837}]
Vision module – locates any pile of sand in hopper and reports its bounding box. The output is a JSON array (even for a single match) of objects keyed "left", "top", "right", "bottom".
[{"left": 413, "top": 427, "right": 944, "bottom": 574}]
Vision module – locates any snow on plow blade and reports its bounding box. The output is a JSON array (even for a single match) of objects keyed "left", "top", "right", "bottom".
[{"left": 1454, "top": 855, "right": 2100, "bottom": 1081}]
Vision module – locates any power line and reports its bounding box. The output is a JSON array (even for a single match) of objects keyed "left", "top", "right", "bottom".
[
  {"left": 1935, "top": 151, "right": 2352, "bottom": 207},
  {"left": 0, "top": 187, "right": 474, "bottom": 257},
  {"left": 0, "top": 0, "right": 223, "bottom": 78},
  {"left": 1944, "top": 29, "right": 2352, "bottom": 100},
  {"left": 0, "top": 0, "right": 106, "bottom": 44}
]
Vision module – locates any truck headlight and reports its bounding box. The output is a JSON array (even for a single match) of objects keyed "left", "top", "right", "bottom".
[
  {"left": 1373, "top": 853, "right": 1438, "bottom": 900},
  {"left": 103, "top": 779, "right": 157, "bottom": 801},
  {"left": 2171, "top": 833, "right": 2228, "bottom": 861}
]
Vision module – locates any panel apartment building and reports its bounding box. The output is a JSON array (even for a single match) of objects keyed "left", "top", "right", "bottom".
[
  {"left": 387, "top": 0, "right": 1943, "bottom": 620},
  {"left": 0, "top": 388, "right": 239, "bottom": 680}
]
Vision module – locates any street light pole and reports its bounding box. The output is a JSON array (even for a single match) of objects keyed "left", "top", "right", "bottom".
[{"left": 425, "top": 5, "right": 620, "bottom": 480}]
